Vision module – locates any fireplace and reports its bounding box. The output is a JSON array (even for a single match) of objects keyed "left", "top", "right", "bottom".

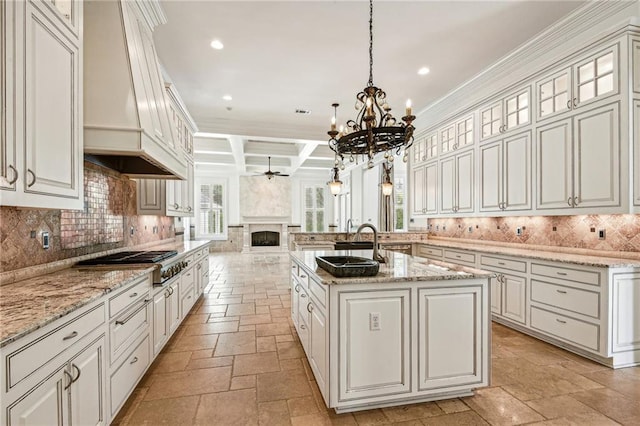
[{"left": 251, "top": 231, "right": 280, "bottom": 247}]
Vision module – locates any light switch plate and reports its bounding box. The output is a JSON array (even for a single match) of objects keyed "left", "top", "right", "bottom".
[{"left": 42, "top": 232, "right": 50, "bottom": 249}]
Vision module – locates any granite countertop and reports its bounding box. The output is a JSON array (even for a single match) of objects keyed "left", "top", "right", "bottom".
[
  {"left": 0, "top": 239, "right": 213, "bottom": 348},
  {"left": 291, "top": 249, "right": 493, "bottom": 285},
  {"left": 420, "top": 238, "right": 640, "bottom": 268},
  {"left": 0, "top": 266, "right": 155, "bottom": 348}
]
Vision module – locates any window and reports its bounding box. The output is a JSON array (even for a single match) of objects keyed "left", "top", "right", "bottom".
[
  {"left": 304, "top": 185, "right": 326, "bottom": 232},
  {"left": 196, "top": 179, "right": 226, "bottom": 239},
  {"left": 394, "top": 176, "right": 405, "bottom": 231}
]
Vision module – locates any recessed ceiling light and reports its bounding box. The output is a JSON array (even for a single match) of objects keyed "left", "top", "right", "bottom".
[
  {"left": 418, "top": 67, "right": 430, "bottom": 76},
  {"left": 210, "top": 39, "right": 224, "bottom": 50},
  {"left": 222, "top": 95, "right": 232, "bottom": 101},
  {"left": 295, "top": 109, "right": 311, "bottom": 114}
]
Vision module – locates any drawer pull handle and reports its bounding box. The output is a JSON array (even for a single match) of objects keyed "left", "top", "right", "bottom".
[
  {"left": 300, "top": 324, "right": 306, "bottom": 330},
  {"left": 294, "top": 284, "right": 300, "bottom": 293},
  {"left": 307, "top": 303, "right": 313, "bottom": 313},
  {"left": 71, "top": 364, "right": 81, "bottom": 383},
  {"left": 7, "top": 164, "right": 18, "bottom": 185},
  {"left": 455, "top": 255, "right": 461, "bottom": 258},
  {"left": 556, "top": 272, "right": 568, "bottom": 276},
  {"left": 130, "top": 356, "right": 139, "bottom": 365},
  {"left": 115, "top": 299, "right": 150, "bottom": 325},
  {"left": 165, "top": 290, "right": 171, "bottom": 298},
  {"left": 63, "top": 331, "right": 78, "bottom": 341},
  {"left": 27, "top": 169, "right": 36, "bottom": 187},
  {"left": 130, "top": 292, "right": 138, "bottom": 298},
  {"left": 498, "top": 262, "right": 506, "bottom": 266},
  {"left": 300, "top": 293, "right": 307, "bottom": 298},
  {"left": 556, "top": 289, "right": 567, "bottom": 294},
  {"left": 556, "top": 319, "right": 567, "bottom": 324},
  {"left": 300, "top": 274, "right": 307, "bottom": 278},
  {"left": 64, "top": 369, "right": 74, "bottom": 390}
]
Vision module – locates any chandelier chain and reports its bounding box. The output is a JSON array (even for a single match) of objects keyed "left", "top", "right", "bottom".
[{"left": 368, "top": 0, "right": 373, "bottom": 87}]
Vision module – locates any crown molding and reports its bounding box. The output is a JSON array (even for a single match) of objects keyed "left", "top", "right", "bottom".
[{"left": 415, "top": 0, "right": 639, "bottom": 133}]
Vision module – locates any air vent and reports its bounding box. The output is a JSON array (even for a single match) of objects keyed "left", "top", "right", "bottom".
[{"left": 295, "top": 109, "right": 311, "bottom": 114}]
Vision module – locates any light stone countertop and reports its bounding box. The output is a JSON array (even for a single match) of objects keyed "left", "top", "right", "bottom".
[
  {"left": 420, "top": 238, "right": 640, "bottom": 268},
  {"left": 291, "top": 249, "right": 493, "bottom": 285},
  {"left": 0, "top": 240, "right": 212, "bottom": 348}
]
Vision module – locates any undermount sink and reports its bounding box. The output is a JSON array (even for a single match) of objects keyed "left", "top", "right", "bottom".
[
  {"left": 315, "top": 255, "right": 380, "bottom": 277},
  {"left": 333, "top": 241, "right": 374, "bottom": 250}
]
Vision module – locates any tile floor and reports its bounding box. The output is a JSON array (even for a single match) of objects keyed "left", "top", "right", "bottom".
[{"left": 113, "top": 252, "right": 640, "bottom": 426}]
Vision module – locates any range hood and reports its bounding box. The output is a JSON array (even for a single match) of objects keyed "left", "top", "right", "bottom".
[{"left": 83, "top": 0, "right": 186, "bottom": 179}]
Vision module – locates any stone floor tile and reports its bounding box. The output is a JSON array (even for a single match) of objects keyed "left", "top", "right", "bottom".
[
  {"left": 280, "top": 358, "right": 304, "bottom": 371},
  {"left": 527, "top": 412, "right": 620, "bottom": 425},
  {"left": 462, "top": 387, "right": 545, "bottom": 425},
  {"left": 256, "top": 322, "right": 292, "bottom": 337},
  {"left": 381, "top": 402, "right": 443, "bottom": 422},
  {"left": 352, "top": 409, "right": 390, "bottom": 425},
  {"left": 227, "top": 303, "right": 257, "bottom": 316},
  {"left": 258, "top": 400, "right": 290, "bottom": 426},
  {"left": 234, "top": 351, "right": 281, "bottom": 376},
  {"left": 276, "top": 340, "right": 304, "bottom": 360},
  {"left": 186, "top": 355, "right": 233, "bottom": 370},
  {"left": 183, "top": 321, "right": 239, "bottom": 335},
  {"left": 231, "top": 374, "right": 257, "bottom": 390},
  {"left": 240, "top": 324, "right": 257, "bottom": 331},
  {"left": 144, "top": 366, "right": 232, "bottom": 400},
  {"left": 420, "top": 411, "right": 489, "bottom": 425},
  {"left": 181, "top": 313, "right": 210, "bottom": 325},
  {"left": 288, "top": 395, "right": 320, "bottom": 418},
  {"left": 525, "top": 394, "right": 602, "bottom": 419},
  {"left": 110, "top": 387, "right": 148, "bottom": 425},
  {"left": 435, "top": 398, "right": 470, "bottom": 414},
  {"left": 127, "top": 395, "right": 199, "bottom": 425},
  {"left": 257, "top": 335, "right": 277, "bottom": 352},
  {"left": 241, "top": 313, "right": 274, "bottom": 325},
  {"left": 147, "top": 351, "right": 191, "bottom": 374},
  {"left": 165, "top": 334, "right": 219, "bottom": 353},
  {"left": 190, "top": 349, "right": 213, "bottom": 359},
  {"left": 257, "top": 370, "right": 313, "bottom": 402},
  {"left": 256, "top": 305, "right": 271, "bottom": 315},
  {"left": 583, "top": 369, "right": 640, "bottom": 400},
  {"left": 196, "top": 304, "right": 228, "bottom": 314},
  {"left": 569, "top": 388, "right": 640, "bottom": 423},
  {"left": 195, "top": 389, "right": 258, "bottom": 426},
  {"left": 214, "top": 330, "right": 256, "bottom": 356}
]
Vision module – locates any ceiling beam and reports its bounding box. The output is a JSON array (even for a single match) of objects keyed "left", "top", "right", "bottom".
[
  {"left": 228, "top": 136, "right": 246, "bottom": 173},
  {"left": 290, "top": 141, "right": 321, "bottom": 175}
]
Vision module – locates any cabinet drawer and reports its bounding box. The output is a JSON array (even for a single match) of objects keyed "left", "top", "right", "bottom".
[
  {"left": 531, "top": 263, "right": 601, "bottom": 286},
  {"left": 297, "top": 267, "right": 310, "bottom": 289},
  {"left": 309, "top": 277, "right": 327, "bottom": 309},
  {"left": 417, "top": 245, "right": 443, "bottom": 259},
  {"left": 297, "top": 310, "right": 310, "bottom": 355},
  {"left": 181, "top": 284, "right": 196, "bottom": 316},
  {"left": 531, "top": 307, "right": 599, "bottom": 351},
  {"left": 110, "top": 299, "right": 151, "bottom": 364},
  {"left": 480, "top": 255, "right": 526, "bottom": 273},
  {"left": 7, "top": 303, "right": 105, "bottom": 389},
  {"left": 444, "top": 249, "right": 476, "bottom": 266},
  {"left": 109, "top": 276, "right": 151, "bottom": 318},
  {"left": 291, "top": 262, "right": 299, "bottom": 277},
  {"left": 531, "top": 280, "right": 600, "bottom": 319},
  {"left": 110, "top": 335, "right": 151, "bottom": 416},
  {"left": 182, "top": 266, "right": 196, "bottom": 289}
]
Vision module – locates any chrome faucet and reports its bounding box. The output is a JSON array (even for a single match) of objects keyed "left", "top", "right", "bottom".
[
  {"left": 345, "top": 218, "right": 353, "bottom": 239},
  {"left": 354, "top": 223, "right": 386, "bottom": 263}
]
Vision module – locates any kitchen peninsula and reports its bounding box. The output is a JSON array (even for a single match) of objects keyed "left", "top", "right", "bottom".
[{"left": 290, "top": 249, "right": 492, "bottom": 413}]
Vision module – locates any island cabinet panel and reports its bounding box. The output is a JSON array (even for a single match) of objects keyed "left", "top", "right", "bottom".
[
  {"left": 417, "top": 287, "right": 483, "bottom": 391},
  {"left": 611, "top": 273, "right": 640, "bottom": 354},
  {"left": 8, "top": 365, "right": 67, "bottom": 425},
  {"left": 337, "top": 290, "right": 411, "bottom": 402}
]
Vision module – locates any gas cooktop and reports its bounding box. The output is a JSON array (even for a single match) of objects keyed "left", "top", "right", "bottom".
[{"left": 77, "top": 250, "right": 178, "bottom": 265}]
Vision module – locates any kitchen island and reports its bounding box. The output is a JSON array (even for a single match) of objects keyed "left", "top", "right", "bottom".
[{"left": 290, "top": 249, "right": 493, "bottom": 413}]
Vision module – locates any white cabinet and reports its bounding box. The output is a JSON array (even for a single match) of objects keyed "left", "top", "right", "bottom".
[
  {"left": 536, "top": 45, "right": 618, "bottom": 122},
  {"left": 418, "top": 286, "right": 484, "bottom": 390},
  {"left": 479, "top": 132, "right": 531, "bottom": 212},
  {"left": 440, "top": 115, "right": 474, "bottom": 156},
  {"left": 8, "top": 364, "right": 67, "bottom": 426},
  {"left": 633, "top": 39, "right": 640, "bottom": 94},
  {"left": 68, "top": 337, "right": 106, "bottom": 426},
  {"left": 537, "top": 102, "right": 620, "bottom": 210},
  {"left": 136, "top": 159, "right": 195, "bottom": 216},
  {"left": 480, "top": 87, "right": 530, "bottom": 141},
  {"left": 440, "top": 149, "right": 473, "bottom": 214},
  {"left": 413, "top": 132, "right": 437, "bottom": 164},
  {"left": 337, "top": 289, "right": 411, "bottom": 402},
  {"left": 634, "top": 100, "right": 640, "bottom": 207},
  {"left": 610, "top": 273, "right": 640, "bottom": 354},
  {"left": 1, "top": 0, "right": 83, "bottom": 209},
  {"left": 152, "top": 279, "right": 181, "bottom": 356},
  {"left": 411, "top": 161, "right": 437, "bottom": 216}
]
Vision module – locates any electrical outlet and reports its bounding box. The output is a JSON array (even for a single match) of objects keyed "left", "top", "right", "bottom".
[
  {"left": 516, "top": 227, "right": 522, "bottom": 236},
  {"left": 42, "top": 231, "right": 50, "bottom": 249},
  {"left": 130, "top": 226, "right": 134, "bottom": 236},
  {"left": 436, "top": 225, "right": 440, "bottom": 231},
  {"left": 369, "top": 312, "right": 381, "bottom": 331},
  {"left": 598, "top": 229, "right": 606, "bottom": 240},
  {"left": 468, "top": 226, "right": 473, "bottom": 233}
]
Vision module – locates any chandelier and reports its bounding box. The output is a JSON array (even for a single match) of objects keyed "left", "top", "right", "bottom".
[{"left": 328, "top": 0, "right": 416, "bottom": 170}]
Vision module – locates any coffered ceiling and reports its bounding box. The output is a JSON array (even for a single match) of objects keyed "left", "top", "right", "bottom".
[{"left": 153, "top": 0, "right": 586, "bottom": 177}]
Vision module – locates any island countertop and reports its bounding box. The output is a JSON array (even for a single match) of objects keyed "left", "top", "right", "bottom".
[{"left": 291, "top": 249, "right": 493, "bottom": 285}]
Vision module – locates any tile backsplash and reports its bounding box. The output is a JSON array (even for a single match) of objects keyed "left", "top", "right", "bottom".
[
  {"left": 0, "top": 162, "right": 174, "bottom": 273},
  {"left": 427, "top": 214, "right": 640, "bottom": 253}
]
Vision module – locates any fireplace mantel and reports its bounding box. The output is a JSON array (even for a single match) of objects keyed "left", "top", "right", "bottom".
[{"left": 242, "top": 222, "right": 289, "bottom": 253}]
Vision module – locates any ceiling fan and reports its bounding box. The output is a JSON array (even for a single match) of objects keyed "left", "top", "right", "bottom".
[{"left": 258, "top": 156, "right": 289, "bottom": 180}]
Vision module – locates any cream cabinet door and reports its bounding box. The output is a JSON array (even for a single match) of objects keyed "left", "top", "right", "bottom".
[
  {"left": 635, "top": 101, "right": 640, "bottom": 206},
  {"left": 136, "top": 179, "right": 164, "bottom": 215},
  {"left": 411, "top": 166, "right": 425, "bottom": 215},
  {"left": 338, "top": 289, "right": 411, "bottom": 401},
  {"left": 503, "top": 132, "right": 531, "bottom": 211},
  {"left": 490, "top": 275, "right": 502, "bottom": 315},
  {"left": 501, "top": 274, "right": 527, "bottom": 325},
  {"left": 634, "top": 40, "right": 640, "bottom": 94},
  {"left": 1, "top": 0, "right": 18, "bottom": 192},
  {"left": 69, "top": 337, "right": 106, "bottom": 426},
  {"left": 439, "top": 156, "right": 455, "bottom": 213},
  {"left": 418, "top": 286, "right": 484, "bottom": 391},
  {"left": 536, "top": 118, "right": 572, "bottom": 209},
  {"left": 153, "top": 289, "right": 169, "bottom": 355},
  {"left": 168, "top": 280, "right": 181, "bottom": 334},
  {"left": 309, "top": 302, "right": 327, "bottom": 401},
  {"left": 424, "top": 162, "right": 438, "bottom": 214},
  {"left": 455, "top": 150, "right": 474, "bottom": 213},
  {"left": 479, "top": 141, "right": 502, "bottom": 212},
  {"left": 8, "top": 366, "right": 67, "bottom": 425},
  {"left": 573, "top": 102, "right": 619, "bottom": 208}
]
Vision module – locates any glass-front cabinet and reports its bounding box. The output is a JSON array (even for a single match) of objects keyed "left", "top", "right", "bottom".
[
  {"left": 536, "top": 45, "right": 618, "bottom": 122},
  {"left": 480, "top": 88, "right": 530, "bottom": 141}
]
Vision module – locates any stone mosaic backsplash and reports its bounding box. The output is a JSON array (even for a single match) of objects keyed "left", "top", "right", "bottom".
[
  {"left": 0, "top": 162, "right": 174, "bottom": 273},
  {"left": 427, "top": 215, "right": 640, "bottom": 254}
]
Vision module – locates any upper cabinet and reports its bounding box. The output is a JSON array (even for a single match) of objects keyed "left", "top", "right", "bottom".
[
  {"left": 1, "top": 0, "right": 84, "bottom": 209},
  {"left": 441, "top": 114, "right": 474, "bottom": 156},
  {"left": 480, "top": 87, "right": 530, "bottom": 141},
  {"left": 633, "top": 39, "right": 640, "bottom": 94},
  {"left": 83, "top": 1, "right": 186, "bottom": 179},
  {"left": 536, "top": 45, "right": 618, "bottom": 122}
]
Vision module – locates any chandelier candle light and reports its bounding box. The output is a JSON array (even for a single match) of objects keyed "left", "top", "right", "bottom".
[{"left": 327, "top": 0, "right": 416, "bottom": 171}]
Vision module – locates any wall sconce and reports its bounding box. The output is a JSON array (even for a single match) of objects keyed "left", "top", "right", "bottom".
[{"left": 328, "top": 167, "right": 343, "bottom": 196}]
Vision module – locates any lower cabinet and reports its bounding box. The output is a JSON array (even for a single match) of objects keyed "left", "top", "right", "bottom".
[
  {"left": 153, "top": 277, "right": 180, "bottom": 355},
  {"left": 494, "top": 273, "right": 527, "bottom": 325}
]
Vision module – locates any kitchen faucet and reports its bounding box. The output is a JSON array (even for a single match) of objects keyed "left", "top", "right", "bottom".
[
  {"left": 345, "top": 218, "right": 353, "bottom": 240},
  {"left": 354, "top": 223, "right": 386, "bottom": 263}
]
